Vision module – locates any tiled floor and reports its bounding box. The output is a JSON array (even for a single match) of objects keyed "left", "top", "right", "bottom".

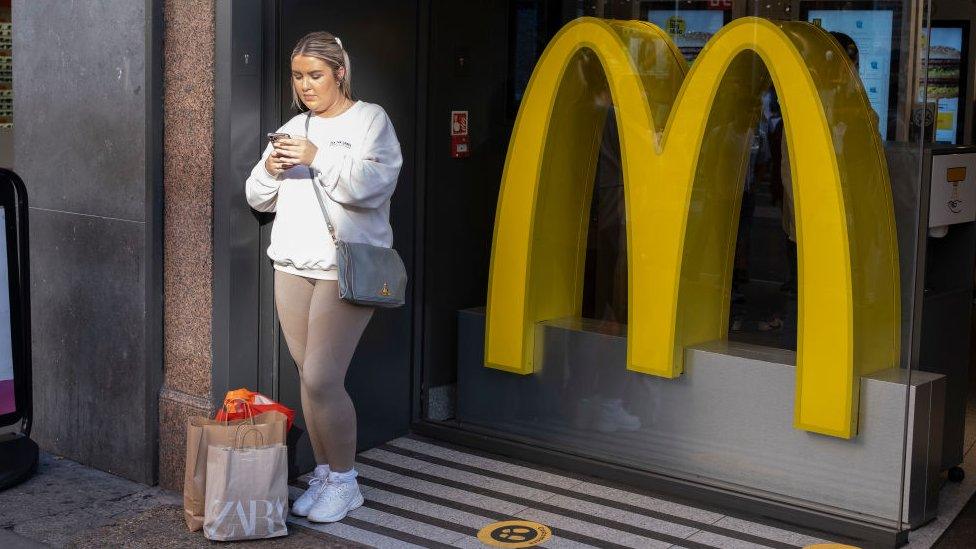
[
  {"left": 4, "top": 429, "right": 971, "bottom": 547},
  {"left": 289, "top": 435, "right": 839, "bottom": 548}
]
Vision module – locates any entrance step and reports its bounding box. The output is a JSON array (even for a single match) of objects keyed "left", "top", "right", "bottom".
[{"left": 288, "top": 434, "right": 841, "bottom": 548}]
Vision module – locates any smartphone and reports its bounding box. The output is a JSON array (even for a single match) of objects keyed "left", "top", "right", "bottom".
[{"left": 267, "top": 132, "right": 290, "bottom": 143}]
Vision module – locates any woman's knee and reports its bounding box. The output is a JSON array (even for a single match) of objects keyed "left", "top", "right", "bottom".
[
  {"left": 302, "top": 379, "right": 346, "bottom": 403},
  {"left": 299, "top": 364, "right": 346, "bottom": 401}
]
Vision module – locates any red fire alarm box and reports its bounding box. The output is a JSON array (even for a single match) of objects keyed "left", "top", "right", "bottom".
[{"left": 451, "top": 110, "right": 470, "bottom": 158}]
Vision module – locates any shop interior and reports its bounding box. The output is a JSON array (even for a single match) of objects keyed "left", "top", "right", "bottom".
[{"left": 414, "top": 0, "right": 976, "bottom": 538}]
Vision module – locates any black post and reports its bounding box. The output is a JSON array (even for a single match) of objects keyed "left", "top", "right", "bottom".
[{"left": 0, "top": 168, "right": 37, "bottom": 491}]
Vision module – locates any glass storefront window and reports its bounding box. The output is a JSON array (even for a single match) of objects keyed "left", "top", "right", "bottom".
[{"left": 420, "top": 0, "right": 976, "bottom": 539}]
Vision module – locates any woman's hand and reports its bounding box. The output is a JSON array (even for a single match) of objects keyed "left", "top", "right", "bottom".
[
  {"left": 272, "top": 137, "right": 318, "bottom": 167},
  {"left": 265, "top": 150, "right": 295, "bottom": 177}
]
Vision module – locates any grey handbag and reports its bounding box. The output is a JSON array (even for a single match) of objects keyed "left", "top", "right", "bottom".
[{"left": 305, "top": 113, "right": 407, "bottom": 308}]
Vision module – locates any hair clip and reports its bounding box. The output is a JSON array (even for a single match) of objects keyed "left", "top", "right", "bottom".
[{"left": 334, "top": 37, "right": 343, "bottom": 50}]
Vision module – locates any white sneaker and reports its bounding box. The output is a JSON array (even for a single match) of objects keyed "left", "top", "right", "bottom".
[
  {"left": 307, "top": 479, "right": 364, "bottom": 523},
  {"left": 291, "top": 475, "right": 329, "bottom": 517},
  {"left": 593, "top": 398, "right": 641, "bottom": 433}
]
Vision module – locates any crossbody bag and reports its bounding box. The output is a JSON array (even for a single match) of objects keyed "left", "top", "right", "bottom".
[{"left": 305, "top": 112, "right": 407, "bottom": 308}]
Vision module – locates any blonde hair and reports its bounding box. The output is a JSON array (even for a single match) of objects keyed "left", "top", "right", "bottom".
[{"left": 290, "top": 31, "right": 352, "bottom": 110}]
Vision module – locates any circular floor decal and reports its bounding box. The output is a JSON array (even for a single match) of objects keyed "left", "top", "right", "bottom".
[{"left": 477, "top": 520, "right": 553, "bottom": 548}]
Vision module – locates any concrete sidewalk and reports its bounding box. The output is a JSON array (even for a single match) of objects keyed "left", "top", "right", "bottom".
[{"left": 0, "top": 452, "right": 360, "bottom": 548}]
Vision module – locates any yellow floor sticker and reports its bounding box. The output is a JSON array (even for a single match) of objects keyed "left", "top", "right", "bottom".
[{"left": 477, "top": 520, "right": 553, "bottom": 548}]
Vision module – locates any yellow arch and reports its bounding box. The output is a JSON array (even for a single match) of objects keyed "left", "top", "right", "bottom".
[{"left": 484, "top": 17, "right": 900, "bottom": 439}]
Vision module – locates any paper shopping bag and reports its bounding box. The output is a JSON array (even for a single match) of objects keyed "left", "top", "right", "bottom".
[
  {"left": 203, "top": 439, "right": 289, "bottom": 541},
  {"left": 182, "top": 410, "right": 287, "bottom": 531}
]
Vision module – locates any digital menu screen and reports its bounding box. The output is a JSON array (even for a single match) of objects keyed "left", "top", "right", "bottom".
[
  {"left": 645, "top": 9, "right": 728, "bottom": 62},
  {"left": 807, "top": 9, "right": 895, "bottom": 138},
  {"left": 0, "top": 207, "right": 13, "bottom": 416},
  {"left": 922, "top": 26, "right": 965, "bottom": 144}
]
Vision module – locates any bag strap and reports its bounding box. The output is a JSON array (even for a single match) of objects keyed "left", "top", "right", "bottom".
[
  {"left": 235, "top": 424, "right": 266, "bottom": 450},
  {"left": 221, "top": 398, "right": 255, "bottom": 427},
  {"left": 306, "top": 112, "right": 340, "bottom": 245}
]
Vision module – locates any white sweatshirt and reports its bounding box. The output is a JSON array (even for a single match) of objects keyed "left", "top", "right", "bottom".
[{"left": 245, "top": 101, "right": 403, "bottom": 280}]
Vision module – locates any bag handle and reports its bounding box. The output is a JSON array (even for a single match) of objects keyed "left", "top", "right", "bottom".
[
  {"left": 221, "top": 398, "right": 256, "bottom": 427},
  {"left": 306, "top": 112, "right": 341, "bottom": 246},
  {"left": 235, "top": 424, "right": 266, "bottom": 450}
]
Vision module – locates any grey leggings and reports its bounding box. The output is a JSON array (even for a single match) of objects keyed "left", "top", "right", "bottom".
[{"left": 274, "top": 270, "right": 374, "bottom": 472}]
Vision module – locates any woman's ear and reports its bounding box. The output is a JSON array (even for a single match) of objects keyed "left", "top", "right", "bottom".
[{"left": 336, "top": 66, "right": 346, "bottom": 84}]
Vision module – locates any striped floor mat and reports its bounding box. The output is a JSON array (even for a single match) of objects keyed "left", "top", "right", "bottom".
[{"left": 286, "top": 434, "right": 840, "bottom": 548}]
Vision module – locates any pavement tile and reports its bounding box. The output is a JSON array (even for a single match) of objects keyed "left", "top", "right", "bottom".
[
  {"left": 516, "top": 507, "right": 672, "bottom": 549},
  {"left": 347, "top": 505, "right": 468, "bottom": 545},
  {"left": 388, "top": 437, "right": 585, "bottom": 490},
  {"left": 681, "top": 530, "right": 769, "bottom": 549},
  {"left": 711, "top": 516, "right": 832, "bottom": 547},
  {"left": 365, "top": 486, "right": 497, "bottom": 529},
  {"left": 291, "top": 516, "right": 427, "bottom": 548},
  {"left": 358, "top": 467, "right": 528, "bottom": 515},
  {"left": 572, "top": 480, "right": 725, "bottom": 524},
  {"left": 542, "top": 493, "right": 698, "bottom": 539}
]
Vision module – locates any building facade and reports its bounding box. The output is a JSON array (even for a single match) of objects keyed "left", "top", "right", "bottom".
[{"left": 11, "top": 0, "right": 976, "bottom": 546}]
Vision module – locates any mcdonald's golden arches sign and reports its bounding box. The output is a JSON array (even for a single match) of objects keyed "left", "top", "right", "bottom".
[{"left": 484, "top": 17, "right": 900, "bottom": 440}]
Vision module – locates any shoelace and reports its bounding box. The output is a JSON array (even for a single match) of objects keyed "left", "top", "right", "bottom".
[
  {"left": 321, "top": 481, "right": 354, "bottom": 505},
  {"left": 306, "top": 476, "right": 328, "bottom": 495}
]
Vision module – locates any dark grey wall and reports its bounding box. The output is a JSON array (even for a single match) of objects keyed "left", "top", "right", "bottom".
[
  {"left": 421, "top": 0, "right": 507, "bottom": 390},
  {"left": 13, "top": 0, "right": 163, "bottom": 484},
  {"left": 421, "top": 1, "right": 577, "bottom": 390}
]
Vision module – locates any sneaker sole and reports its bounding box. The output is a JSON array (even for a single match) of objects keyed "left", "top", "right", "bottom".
[{"left": 307, "top": 492, "right": 364, "bottom": 523}]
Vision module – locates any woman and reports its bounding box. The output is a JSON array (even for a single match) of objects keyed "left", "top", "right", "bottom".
[{"left": 244, "top": 31, "right": 402, "bottom": 523}]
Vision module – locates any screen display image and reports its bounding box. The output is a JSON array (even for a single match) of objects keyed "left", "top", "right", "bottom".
[
  {"left": 646, "top": 10, "right": 726, "bottom": 62},
  {"left": 922, "top": 27, "right": 964, "bottom": 143},
  {"left": 807, "top": 9, "right": 894, "bottom": 137},
  {"left": 0, "top": 207, "right": 13, "bottom": 416}
]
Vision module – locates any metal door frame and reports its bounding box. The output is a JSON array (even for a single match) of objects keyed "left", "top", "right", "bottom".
[{"left": 213, "top": 0, "right": 280, "bottom": 406}]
